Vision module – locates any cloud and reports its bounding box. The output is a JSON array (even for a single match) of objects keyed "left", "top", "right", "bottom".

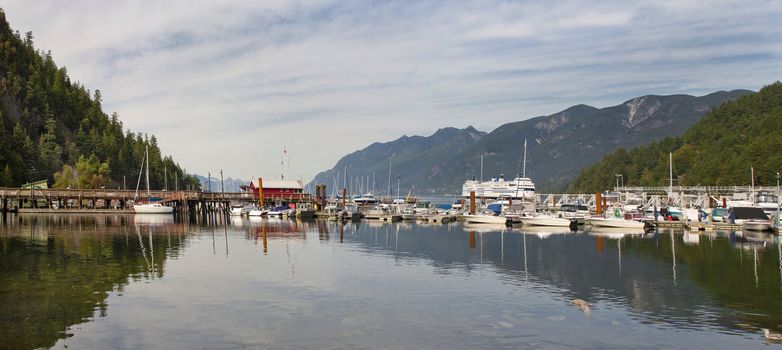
[{"left": 2, "top": 0, "right": 780, "bottom": 182}]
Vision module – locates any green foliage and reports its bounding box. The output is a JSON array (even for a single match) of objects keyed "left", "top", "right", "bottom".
[
  {"left": 568, "top": 82, "right": 782, "bottom": 192},
  {"left": 0, "top": 9, "right": 200, "bottom": 191},
  {"left": 53, "top": 155, "right": 111, "bottom": 189}
]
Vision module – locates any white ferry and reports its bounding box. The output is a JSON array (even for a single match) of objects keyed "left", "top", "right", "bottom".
[{"left": 461, "top": 174, "right": 536, "bottom": 200}]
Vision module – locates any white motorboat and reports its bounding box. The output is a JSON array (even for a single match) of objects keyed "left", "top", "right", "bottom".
[
  {"left": 521, "top": 214, "right": 572, "bottom": 227},
  {"left": 229, "top": 205, "right": 244, "bottom": 216},
  {"left": 400, "top": 207, "right": 417, "bottom": 220},
  {"left": 463, "top": 213, "right": 508, "bottom": 224},
  {"left": 741, "top": 219, "right": 772, "bottom": 231},
  {"left": 248, "top": 208, "right": 267, "bottom": 217},
  {"left": 268, "top": 206, "right": 294, "bottom": 217},
  {"left": 132, "top": 145, "right": 173, "bottom": 214},
  {"left": 729, "top": 207, "right": 773, "bottom": 231},
  {"left": 588, "top": 216, "right": 645, "bottom": 229}
]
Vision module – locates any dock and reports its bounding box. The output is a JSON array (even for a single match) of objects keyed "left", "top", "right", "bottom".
[{"left": 0, "top": 187, "right": 312, "bottom": 216}]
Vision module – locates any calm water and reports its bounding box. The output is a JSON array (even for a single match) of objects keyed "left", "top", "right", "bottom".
[{"left": 1, "top": 215, "right": 782, "bottom": 349}]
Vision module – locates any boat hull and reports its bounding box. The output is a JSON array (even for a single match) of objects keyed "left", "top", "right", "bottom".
[
  {"left": 742, "top": 220, "right": 772, "bottom": 231},
  {"left": 463, "top": 214, "right": 508, "bottom": 224},
  {"left": 588, "top": 217, "right": 645, "bottom": 229},
  {"left": 521, "top": 216, "right": 571, "bottom": 227},
  {"left": 133, "top": 204, "right": 174, "bottom": 214}
]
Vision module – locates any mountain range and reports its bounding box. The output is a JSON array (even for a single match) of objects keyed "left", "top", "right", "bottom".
[
  {"left": 308, "top": 89, "right": 752, "bottom": 194},
  {"left": 569, "top": 82, "right": 781, "bottom": 192}
]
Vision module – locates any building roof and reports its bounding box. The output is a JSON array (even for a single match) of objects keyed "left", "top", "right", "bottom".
[{"left": 255, "top": 179, "right": 304, "bottom": 190}]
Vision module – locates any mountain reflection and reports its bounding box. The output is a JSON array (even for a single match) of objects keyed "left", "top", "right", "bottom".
[{"left": 332, "top": 222, "right": 782, "bottom": 335}]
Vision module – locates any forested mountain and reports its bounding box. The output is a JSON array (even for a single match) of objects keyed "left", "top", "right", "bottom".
[
  {"left": 0, "top": 9, "right": 199, "bottom": 190},
  {"left": 310, "top": 89, "right": 748, "bottom": 194},
  {"left": 568, "top": 82, "right": 781, "bottom": 193},
  {"left": 308, "top": 126, "right": 486, "bottom": 196}
]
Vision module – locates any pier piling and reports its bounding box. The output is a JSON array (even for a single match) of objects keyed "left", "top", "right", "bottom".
[{"left": 469, "top": 191, "right": 476, "bottom": 215}]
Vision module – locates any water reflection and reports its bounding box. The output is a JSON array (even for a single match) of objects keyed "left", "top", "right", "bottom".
[{"left": 0, "top": 216, "right": 781, "bottom": 349}]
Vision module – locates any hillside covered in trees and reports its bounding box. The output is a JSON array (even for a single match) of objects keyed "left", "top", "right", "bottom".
[
  {"left": 568, "top": 82, "right": 782, "bottom": 193},
  {"left": 0, "top": 9, "right": 199, "bottom": 190}
]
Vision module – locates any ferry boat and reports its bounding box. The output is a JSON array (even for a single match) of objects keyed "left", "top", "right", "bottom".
[
  {"left": 461, "top": 174, "right": 536, "bottom": 200},
  {"left": 462, "top": 138, "right": 536, "bottom": 201}
]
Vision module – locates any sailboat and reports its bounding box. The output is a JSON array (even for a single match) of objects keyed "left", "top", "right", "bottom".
[{"left": 133, "top": 146, "right": 174, "bottom": 214}]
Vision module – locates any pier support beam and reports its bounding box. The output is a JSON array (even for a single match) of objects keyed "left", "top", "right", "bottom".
[
  {"left": 470, "top": 191, "right": 476, "bottom": 215},
  {"left": 595, "top": 192, "right": 603, "bottom": 215}
]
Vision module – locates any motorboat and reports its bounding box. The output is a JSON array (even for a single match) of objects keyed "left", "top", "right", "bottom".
[
  {"left": 248, "top": 208, "right": 267, "bottom": 217},
  {"left": 463, "top": 212, "right": 509, "bottom": 224},
  {"left": 742, "top": 219, "right": 772, "bottom": 231},
  {"left": 729, "top": 207, "right": 773, "bottom": 231},
  {"left": 268, "top": 205, "right": 294, "bottom": 217},
  {"left": 588, "top": 216, "right": 645, "bottom": 229},
  {"left": 400, "top": 207, "right": 417, "bottom": 220},
  {"left": 229, "top": 205, "right": 244, "bottom": 216},
  {"left": 521, "top": 214, "right": 572, "bottom": 227}
]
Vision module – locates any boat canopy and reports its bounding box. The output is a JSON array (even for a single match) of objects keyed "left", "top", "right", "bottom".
[{"left": 729, "top": 207, "right": 769, "bottom": 220}]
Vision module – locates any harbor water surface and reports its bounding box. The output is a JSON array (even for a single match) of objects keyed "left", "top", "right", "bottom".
[{"left": 1, "top": 215, "right": 781, "bottom": 349}]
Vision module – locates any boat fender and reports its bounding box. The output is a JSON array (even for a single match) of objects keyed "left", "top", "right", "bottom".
[{"left": 613, "top": 208, "right": 621, "bottom": 218}]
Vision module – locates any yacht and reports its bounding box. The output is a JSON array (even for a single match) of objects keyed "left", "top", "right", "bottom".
[{"left": 353, "top": 193, "right": 380, "bottom": 206}]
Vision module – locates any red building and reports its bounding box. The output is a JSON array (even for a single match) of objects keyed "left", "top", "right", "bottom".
[{"left": 241, "top": 179, "right": 309, "bottom": 202}]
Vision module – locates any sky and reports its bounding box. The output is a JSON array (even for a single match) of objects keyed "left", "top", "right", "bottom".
[{"left": 3, "top": 0, "right": 781, "bottom": 182}]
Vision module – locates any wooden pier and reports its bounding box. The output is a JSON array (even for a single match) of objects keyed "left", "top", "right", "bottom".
[{"left": 0, "top": 187, "right": 312, "bottom": 216}]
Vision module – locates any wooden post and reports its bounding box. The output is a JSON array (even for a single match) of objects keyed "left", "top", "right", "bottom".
[
  {"left": 342, "top": 188, "right": 347, "bottom": 208},
  {"left": 595, "top": 192, "right": 602, "bottom": 215},
  {"left": 470, "top": 191, "right": 476, "bottom": 215},
  {"left": 262, "top": 224, "right": 267, "bottom": 255},
  {"left": 469, "top": 231, "right": 475, "bottom": 249},
  {"left": 258, "top": 177, "right": 266, "bottom": 208}
]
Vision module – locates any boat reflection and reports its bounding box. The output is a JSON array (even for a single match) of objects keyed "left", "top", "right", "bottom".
[{"left": 517, "top": 225, "right": 571, "bottom": 239}]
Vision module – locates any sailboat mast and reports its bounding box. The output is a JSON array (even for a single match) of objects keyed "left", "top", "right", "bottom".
[
  {"left": 522, "top": 139, "right": 527, "bottom": 179},
  {"left": 751, "top": 165, "right": 755, "bottom": 204},
  {"left": 669, "top": 152, "right": 673, "bottom": 194},
  {"left": 145, "top": 146, "right": 151, "bottom": 199},
  {"left": 133, "top": 147, "right": 146, "bottom": 201}
]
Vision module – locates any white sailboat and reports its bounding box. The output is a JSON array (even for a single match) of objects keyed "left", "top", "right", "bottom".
[{"left": 133, "top": 146, "right": 174, "bottom": 214}]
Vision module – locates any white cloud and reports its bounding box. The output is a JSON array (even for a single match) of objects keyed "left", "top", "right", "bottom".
[{"left": 2, "top": 0, "right": 780, "bottom": 182}]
